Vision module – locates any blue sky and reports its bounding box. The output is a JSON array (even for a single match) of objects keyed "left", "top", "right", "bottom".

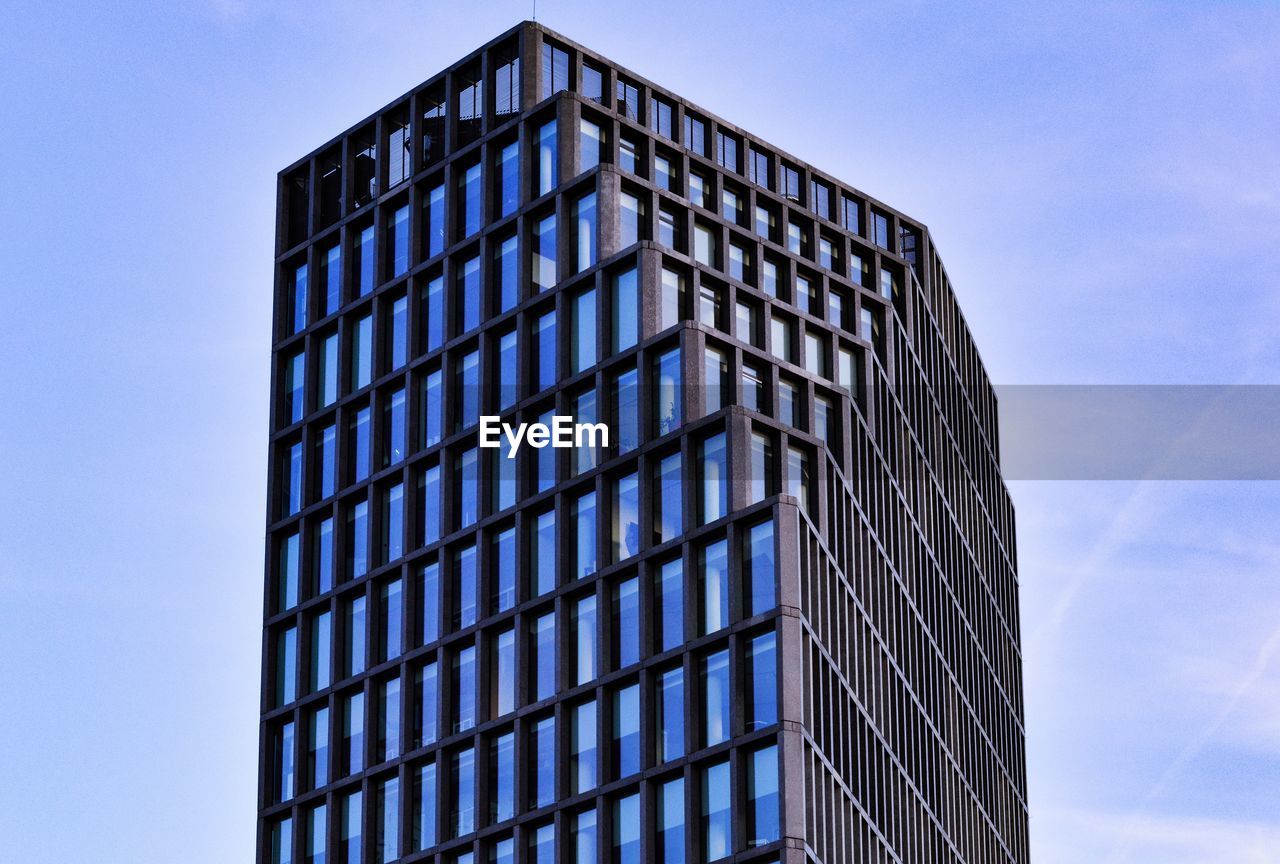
[{"left": 1, "top": 1, "right": 1277, "bottom": 861}]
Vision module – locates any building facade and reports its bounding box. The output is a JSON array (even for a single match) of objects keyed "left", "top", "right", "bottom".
[{"left": 259, "top": 21, "right": 1028, "bottom": 864}]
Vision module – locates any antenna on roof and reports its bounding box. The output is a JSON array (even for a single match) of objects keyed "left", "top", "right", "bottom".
[{"left": 533, "top": 0, "right": 537, "bottom": 21}]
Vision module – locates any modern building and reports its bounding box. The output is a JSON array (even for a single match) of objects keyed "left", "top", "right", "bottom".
[{"left": 259, "top": 21, "right": 1028, "bottom": 864}]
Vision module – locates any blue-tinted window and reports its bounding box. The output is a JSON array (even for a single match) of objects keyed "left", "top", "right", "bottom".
[
  {"left": 492, "top": 527, "right": 516, "bottom": 613},
  {"left": 658, "top": 777, "right": 685, "bottom": 864},
  {"left": 494, "top": 627, "right": 516, "bottom": 717},
  {"left": 613, "top": 577, "right": 639, "bottom": 669},
  {"left": 497, "top": 329, "right": 517, "bottom": 411},
  {"left": 347, "top": 498, "right": 368, "bottom": 579},
  {"left": 377, "top": 676, "right": 401, "bottom": 762},
  {"left": 423, "top": 274, "right": 445, "bottom": 352},
  {"left": 452, "top": 747, "right": 475, "bottom": 837},
  {"left": 700, "top": 539, "right": 728, "bottom": 635},
  {"left": 491, "top": 730, "right": 515, "bottom": 822},
  {"left": 533, "top": 212, "right": 557, "bottom": 291},
  {"left": 284, "top": 351, "right": 304, "bottom": 424},
  {"left": 455, "top": 447, "right": 479, "bottom": 528},
  {"left": 614, "top": 793, "right": 640, "bottom": 864},
  {"left": 352, "top": 314, "right": 373, "bottom": 389},
  {"left": 290, "top": 263, "right": 308, "bottom": 335},
  {"left": 653, "top": 348, "right": 682, "bottom": 436},
  {"left": 574, "top": 192, "right": 596, "bottom": 272},
  {"left": 457, "top": 255, "right": 480, "bottom": 335},
  {"left": 270, "top": 816, "right": 293, "bottom": 864},
  {"left": 376, "top": 776, "right": 399, "bottom": 863},
  {"left": 390, "top": 296, "right": 407, "bottom": 369},
  {"left": 612, "top": 683, "right": 639, "bottom": 778},
  {"left": 748, "top": 744, "right": 780, "bottom": 846},
  {"left": 379, "top": 578, "right": 402, "bottom": 661},
  {"left": 413, "top": 760, "right": 437, "bottom": 850},
  {"left": 573, "top": 594, "right": 597, "bottom": 686},
  {"left": 384, "top": 390, "right": 406, "bottom": 467},
  {"left": 533, "top": 612, "right": 556, "bottom": 701},
  {"left": 540, "top": 44, "right": 569, "bottom": 100},
  {"left": 571, "top": 287, "right": 596, "bottom": 374},
  {"left": 345, "top": 594, "right": 366, "bottom": 677},
  {"left": 658, "top": 666, "right": 684, "bottom": 761},
  {"left": 575, "top": 491, "right": 597, "bottom": 580},
  {"left": 314, "top": 517, "right": 334, "bottom": 595},
  {"left": 308, "top": 707, "right": 329, "bottom": 790},
  {"left": 536, "top": 119, "right": 557, "bottom": 196},
  {"left": 747, "top": 631, "right": 777, "bottom": 730},
  {"left": 453, "top": 544, "right": 477, "bottom": 629},
  {"left": 654, "top": 453, "right": 681, "bottom": 544},
  {"left": 306, "top": 805, "right": 326, "bottom": 864},
  {"left": 534, "top": 311, "right": 556, "bottom": 391},
  {"left": 275, "top": 720, "right": 295, "bottom": 802},
  {"left": 457, "top": 349, "right": 480, "bottom": 431},
  {"left": 535, "top": 409, "right": 555, "bottom": 492},
  {"left": 342, "top": 791, "right": 363, "bottom": 864},
  {"left": 612, "top": 472, "right": 639, "bottom": 563},
  {"left": 343, "top": 691, "right": 365, "bottom": 775},
  {"left": 702, "top": 649, "right": 729, "bottom": 747},
  {"left": 453, "top": 643, "right": 476, "bottom": 733},
  {"left": 319, "top": 333, "right": 338, "bottom": 407},
  {"left": 419, "top": 561, "right": 440, "bottom": 645},
  {"left": 350, "top": 406, "right": 370, "bottom": 483},
  {"left": 322, "top": 244, "right": 341, "bottom": 315},
  {"left": 580, "top": 120, "right": 602, "bottom": 173},
  {"left": 745, "top": 521, "right": 775, "bottom": 615},
  {"left": 422, "top": 369, "right": 442, "bottom": 448},
  {"left": 310, "top": 610, "right": 332, "bottom": 691},
  {"left": 611, "top": 267, "right": 638, "bottom": 353},
  {"left": 390, "top": 205, "right": 409, "bottom": 277},
  {"left": 571, "top": 699, "right": 597, "bottom": 793},
  {"left": 533, "top": 509, "right": 556, "bottom": 596},
  {"left": 656, "top": 558, "right": 683, "bottom": 653},
  {"left": 415, "top": 659, "right": 438, "bottom": 746},
  {"left": 612, "top": 367, "right": 638, "bottom": 454},
  {"left": 496, "top": 234, "right": 518, "bottom": 312},
  {"left": 357, "top": 225, "right": 375, "bottom": 296},
  {"left": 426, "top": 184, "right": 446, "bottom": 258},
  {"left": 698, "top": 433, "right": 727, "bottom": 524},
  {"left": 498, "top": 141, "right": 519, "bottom": 218},
  {"left": 572, "top": 808, "right": 596, "bottom": 864},
  {"left": 701, "top": 761, "right": 730, "bottom": 862},
  {"left": 318, "top": 425, "right": 336, "bottom": 499},
  {"left": 460, "top": 162, "right": 481, "bottom": 238},
  {"left": 420, "top": 462, "right": 441, "bottom": 545},
  {"left": 531, "top": 716, "right": 555, "bottom": 807},
  {"left": 284, "top": 441, "right": 302, "bottom": 516}
]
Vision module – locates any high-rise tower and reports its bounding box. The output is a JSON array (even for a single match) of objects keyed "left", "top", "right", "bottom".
[{"left": 260, "top": 21, "right": 1027, "bottom": 864}]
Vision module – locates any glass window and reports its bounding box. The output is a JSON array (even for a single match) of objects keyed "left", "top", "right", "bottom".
[
  {"left": 495, "top": 45, "right": 520, "bottom": 117},
  {"left": 284, "top": 351, "right": 304, "bottom": 424},
  {"left": 612, "top": 683, "right": 640, "bottom": 779},
  {"left": 657, "top": 207, "right": 679, "bottom": 250},
  {"left": 533, "top": 611, "right": 556, "bottom": 701},
  {"left": 805, "top": 331, "right": 826, "bottom": 378},
  {"left": 613, "top": 471, "right": 640, "bottom": 562},
  {"left": 837, "top": 347, "right": 856, "bottom": 397},
  {"left": 349, "top": 406, "right": 371, "bottom": 483},
  {"left": 575, "top": 192, "right": 597, "bottom": 273},
  {"left": 620, "top": 192, "right": 642, "bottom": 247},
  {"left": 872, "top": 209, "right": 891, "bottom": 249},
  {"left": 702, "top": 649, "right": 730, "bottom": 747},
  {"left": 346, "top": 498, "right": 369, "bottom": 579},
  {"left": 613, "top": 576, "right": 640, "bottom": 669},
  {"left": 574, "top": 593, "right": 597, "bottom": 686},
  {"left": 612, "top": 367, "right": 639, "bottom": 454},
  {"left": 613, "top": 792, "right": 640, "bottom": 864},
  {"left": 787, "top": 445, "right": 810, "bottom": 511},
  {"left": 701, "top": 761, "right": 731, "bottom": 862},
  {"left": 703, "top": 348, "right": 726, "bottom": 416},
  {"left": 698, "top": 283, "right": 721, "bottom": 328},
  {"left": 571, "top": 699, "right": 597, "bottom": 793},
  {"left": 746, "top": 631, "right": 777, "bottom": 730},
  {"left": 747, "top": 745, "right": 780, "bottom": 846},
  {"left": 344, "top": 594, "right": 366, "bottom": 678},
  {"left": 815, "top": 394, "right": 834, "bottom": 445},
  {"left": 796, "top": 274, "right": 813, "bottom": 313},
  {"left": 616, "top": 79, "right": 639, "bottom": 120},
  {"left": 656, "top": 558, "right": 683, "bottom": 653},
  {"left": 305, "top": 804, "right": 325, "bottom": 864},
  {"left": 308, "top": 707, "right": 329, "bottom": 791},
  {"left": 453, "top": 645, "right": 478, "bottom": 732},
  {"left": 619, "top": 136, "right": 637, "bottom": 174},
  {"left": 492, "top": 435, "right": 517, "bottom": 511},
  {"left": 572, "top": 808, "right": 597, "bottom": 864},
  {"left": 382, "top": 482, "right": 404, "bottom": 563},
  {"left": 456, "top": 255, "right": 481, "bottom": 335},
  {"left": 582, "top": 63, "right": 603, "bottom": 103},
  {"left": 698, "top": 433, "right": 727, "bottom": 524},
  {"left": 571, "top": 286, "right": 597, "bottom": 373},
  {"left": 536, "top": 119, "right": 558, "bottom": 197},
  {"left": 383, "top": 390, "right": 406, "bottom": 467},
  {"left": 541, "top": 43, "right": 570, "bottom": 99},
  {"left": 689, "top": 171, "right": 709, "bottom": 208},
  {"left": 455, "top": 348, "right": 481, "bottom": 432},
  {"left": 413, "top": 761, "right": 437, "bottom": 851},
  {"left": 377, "top": 675, "right": 401, "bottom": 762},
  {"left": 308, "top": 609, "right": 330, "bottom": 691},
  {"left": 770, "top": 315, "right": 792, "bottom": 364},
  {"left": 423, "top": 273, "right": 445, "bottom": 352},
  {"left": 532, "top": 508, "right": 556, "bottom": 596},
  {"left": 721, "top": 188, "right": 740, "bottom": 223},
  {"left": 455, "top": 446, "right": 479, "bottom": 528},
  {"left": 533, "top": 213, "right": 557, "bottom": 291},
  {"left": 530, "top": 716, "right": 555, "bottom": 808},
  {"left": 357, "top": 224, "right": 376, "bottom": 296},
  {"left": 574, "top": 490, "right": 598, "bottom": 580},
  {"left": 322, "top": 244, "right": 341, "bottom": 316},
  {"left": 754, "top": 204, "right": 774, "bottom": 241},
  {"left": 749, "top": 433, "right": 773, "bottom": 505},
  {"left": 282, "top": 441, "right": 302, "bottom": 517},
  {"left": 660, "top": 268, "right": 683, "bottom": 330},
  {"left": 580, "top": 119, "right": 603, "bottom": 173},
  {"left": 415, "top": 659, "right": 438, "bottom": 746},
  {"left": 657, "top": 666, "right": 684, "bottom": 761},
  {"left": 842, "top": 195, "right": 862, "bottom": 234},
  {"left": 419, "top": 561, "right": 440, "bottom": 644},
  {"left": 658, "top": 777, "right": 685, "bottom": 864},
  {"left": 375, "top": 776, "right": 399, "bottom": 861},
  {"left": 494, "top": 627, "right": 516, "bottom": 717},
  {"left": 650, "top": 96, "right": 674, "bottom": 138},
  {"left": 491, "top": 730, "right": 515, "bottom": 823},
  {"left": 352, "top": 314, "right": 373, "bottom": 389},
  {"left": 491, "top": 526, "right": 516, "bottom": 613},
  {"left": 700, "top": 539, "right": 728, "bottom": 636},
  {"left": 534, "top": 310, "right": 556, "bottom": 391},
  {"left": 714, "top": 131, "right": 738, "bottom": 172},
  {"left": 274, "top": 719, "right": 295, "bottom": 803},
  {"left": 452, "top": 747, "right": 475, "bottom": 837},
  {"left": 289, "top": 262, "right": 308, "bottom": 335},
  {"left": 736, "top": 301, "right": 758, "bottom": 347},
  {"left": 420, "top": 462, "right": 442, "bottom": 545},
  {"left": 343, "top": 690, "right": 365, "bottom": 775},
  {"left": 421, "top": 89, "right": 445, "bottom": 168},
  {"left": 612, "top": 266, "right": 638, "bottom": 352},
  {"left": 341, "top": 790, "right": 363, "bottom": 864},
  {"left": 780, "top": 163, "right": 800, "bottom": 202},
  {"left": 693, "top": 223, "right": 715, "bottom": 267},
  {"left": 498, "top": 141, "right": 519, "bottom": 218},
  {"left": 314, "top": 517, "right": 334, "bottom": 595},
  {"left": 390, "top": 205, "right": 410, "bottom": 278},
  {"left": 684, "top": 113, "right": 706, "bottom": 154},
  {"left": 777, "top": 379, "right": 797, "bottom": 428},
  {"left": 425, "top": 183, "right": 445, "bottom": 259},
  {"left": 654, "top": 348, "right": 682, "bottom": 436},
  {"left": 728, "top": 242, "right": 748, "bottom": 282},
  {"left": 654, "top": 154, "right": 673, "bottom": 192},
  {"left": 653, "top": 452, "right": 682, "bottom": 545},
  {"left": 453, "top": 544, "right": 478, "bottom": 629},
  {"left": 457, "top": 65, "right": 483, "bottom": 147},
  {"left": 818, "top": 236, "right": 834, "bottom": 270},
  {"left": 496, "top": 328, "right": 518, "bottom": 410},
  {"left": 318, "top": 333, "right": 338, "bottom": 408},
  {"left": 379, "top": 578, "right": 403, "bottom": 661},
  {"left": 495, "top": 233, "right": 518, "bottom": 313}
]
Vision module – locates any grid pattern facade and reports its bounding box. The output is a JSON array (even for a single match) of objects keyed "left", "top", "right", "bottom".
[{"left": 259, "top": 21, "right": 1028, "bottom": 864}]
